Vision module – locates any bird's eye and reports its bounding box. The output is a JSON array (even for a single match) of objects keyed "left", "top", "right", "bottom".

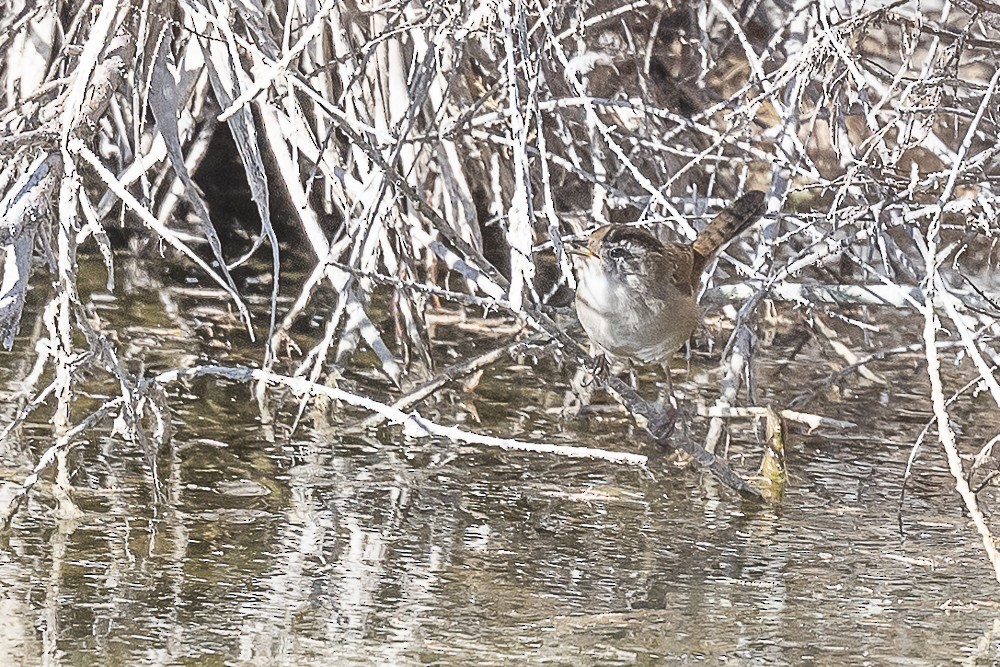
[{"left": 607, "top": 246, "right": 628, "bottom": 260}]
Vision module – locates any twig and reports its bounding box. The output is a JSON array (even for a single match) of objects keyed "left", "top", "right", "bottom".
[
  {"left": 812, "top": 314, "right": 885, "bottom": 384},
  {"left": 704, "top": 314, "right": 756, "bottom": 456},
  {"left": 706, "top": 282, "right": 926, "bottom": 309},
  {"left": 345, "top": 336, "right": 539, "bottom": 433},
  {"left": 0, "top": 397, "right": 124, "bottom": 528},
  {"left": 601, "top": 372, "right": 761, "bottom": 498},
  {"left": 920, "top": 67, "right": 1000, "bottom": 582},
  {"left": 154, "top": 365, "right": 649, "bottom": 467},
  {"left": 699, "top": 406, "right": 856, "bottom": 431},
  {"left": 922, "top": 284, "right": 1000, "bottom": 582}
]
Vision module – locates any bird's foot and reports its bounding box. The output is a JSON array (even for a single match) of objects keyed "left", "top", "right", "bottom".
[{"left": 586, "top": 353, "right": 611, "bottom": 386}]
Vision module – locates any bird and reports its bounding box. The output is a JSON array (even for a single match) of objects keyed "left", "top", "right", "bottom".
[{"left": 569, "top": 191, "right": 767, "bottom": 396}]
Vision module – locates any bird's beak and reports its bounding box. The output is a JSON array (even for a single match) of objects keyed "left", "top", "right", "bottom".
[{"left": 565, "top": 238, "right": 595, "bottom": 257}]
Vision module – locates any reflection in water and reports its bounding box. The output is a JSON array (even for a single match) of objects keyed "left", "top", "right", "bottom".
[
  {"left": 4, "top": 418, "right": 1000, "bottom": 665},
  {"left": 1, "top": 286, "right": 1000, "bottom": 666}
]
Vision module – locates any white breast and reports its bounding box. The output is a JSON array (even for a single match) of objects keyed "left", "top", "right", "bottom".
[{"left": 574, "top": 259, "right": 698, "bottom": 365}]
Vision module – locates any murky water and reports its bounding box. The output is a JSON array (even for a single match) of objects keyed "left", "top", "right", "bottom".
[{"left": 1, "top": 268, "right": 999, "bottom": 666}]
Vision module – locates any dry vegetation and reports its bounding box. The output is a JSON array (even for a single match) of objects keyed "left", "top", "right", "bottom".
[{"left": 1, "top": 0, "right": 1000, "bottom": 578}]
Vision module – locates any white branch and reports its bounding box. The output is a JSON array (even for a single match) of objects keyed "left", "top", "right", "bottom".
[{"left": 152, "top": 365, "right": 649, "bottom": 467}]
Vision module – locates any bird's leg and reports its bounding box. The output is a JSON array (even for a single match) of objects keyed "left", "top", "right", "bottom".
[
  {"left": 587, "top": 351, "right": 611, "bottom": 385},
  {"left": 659, "top": 362, "right": 700, "bottom": 445},
  {"left": 658, "top": 362, "right": 678, "bottom": 410},
  {"left": 645, "top": 361, "right": 678, "bottom": 438}
]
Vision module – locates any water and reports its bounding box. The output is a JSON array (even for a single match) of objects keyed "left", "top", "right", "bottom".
[{"left": 1, "top": 272, "right": 999, "bottom": 666}]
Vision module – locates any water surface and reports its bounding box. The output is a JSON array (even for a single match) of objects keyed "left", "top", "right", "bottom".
[{"left": 1, "top": 277, "right": 998, "bottom": 667}]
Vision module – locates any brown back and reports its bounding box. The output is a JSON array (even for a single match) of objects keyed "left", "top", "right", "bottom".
[{"left": 691, "top": 191, "right": 766, "bottom": 274}]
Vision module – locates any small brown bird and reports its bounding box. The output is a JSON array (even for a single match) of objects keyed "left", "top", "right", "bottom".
[{"left": 570, "top": 191, "right": 767, "bottom": 381}]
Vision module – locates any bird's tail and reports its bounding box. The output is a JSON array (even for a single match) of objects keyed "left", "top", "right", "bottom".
[{"left": 691, "top": 191, "right": 767, "bottom": 268}]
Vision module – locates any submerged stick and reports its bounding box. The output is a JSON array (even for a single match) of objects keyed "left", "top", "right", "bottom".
[{"left": 601, "top": 372, "right": 762, "bottom": 499}]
